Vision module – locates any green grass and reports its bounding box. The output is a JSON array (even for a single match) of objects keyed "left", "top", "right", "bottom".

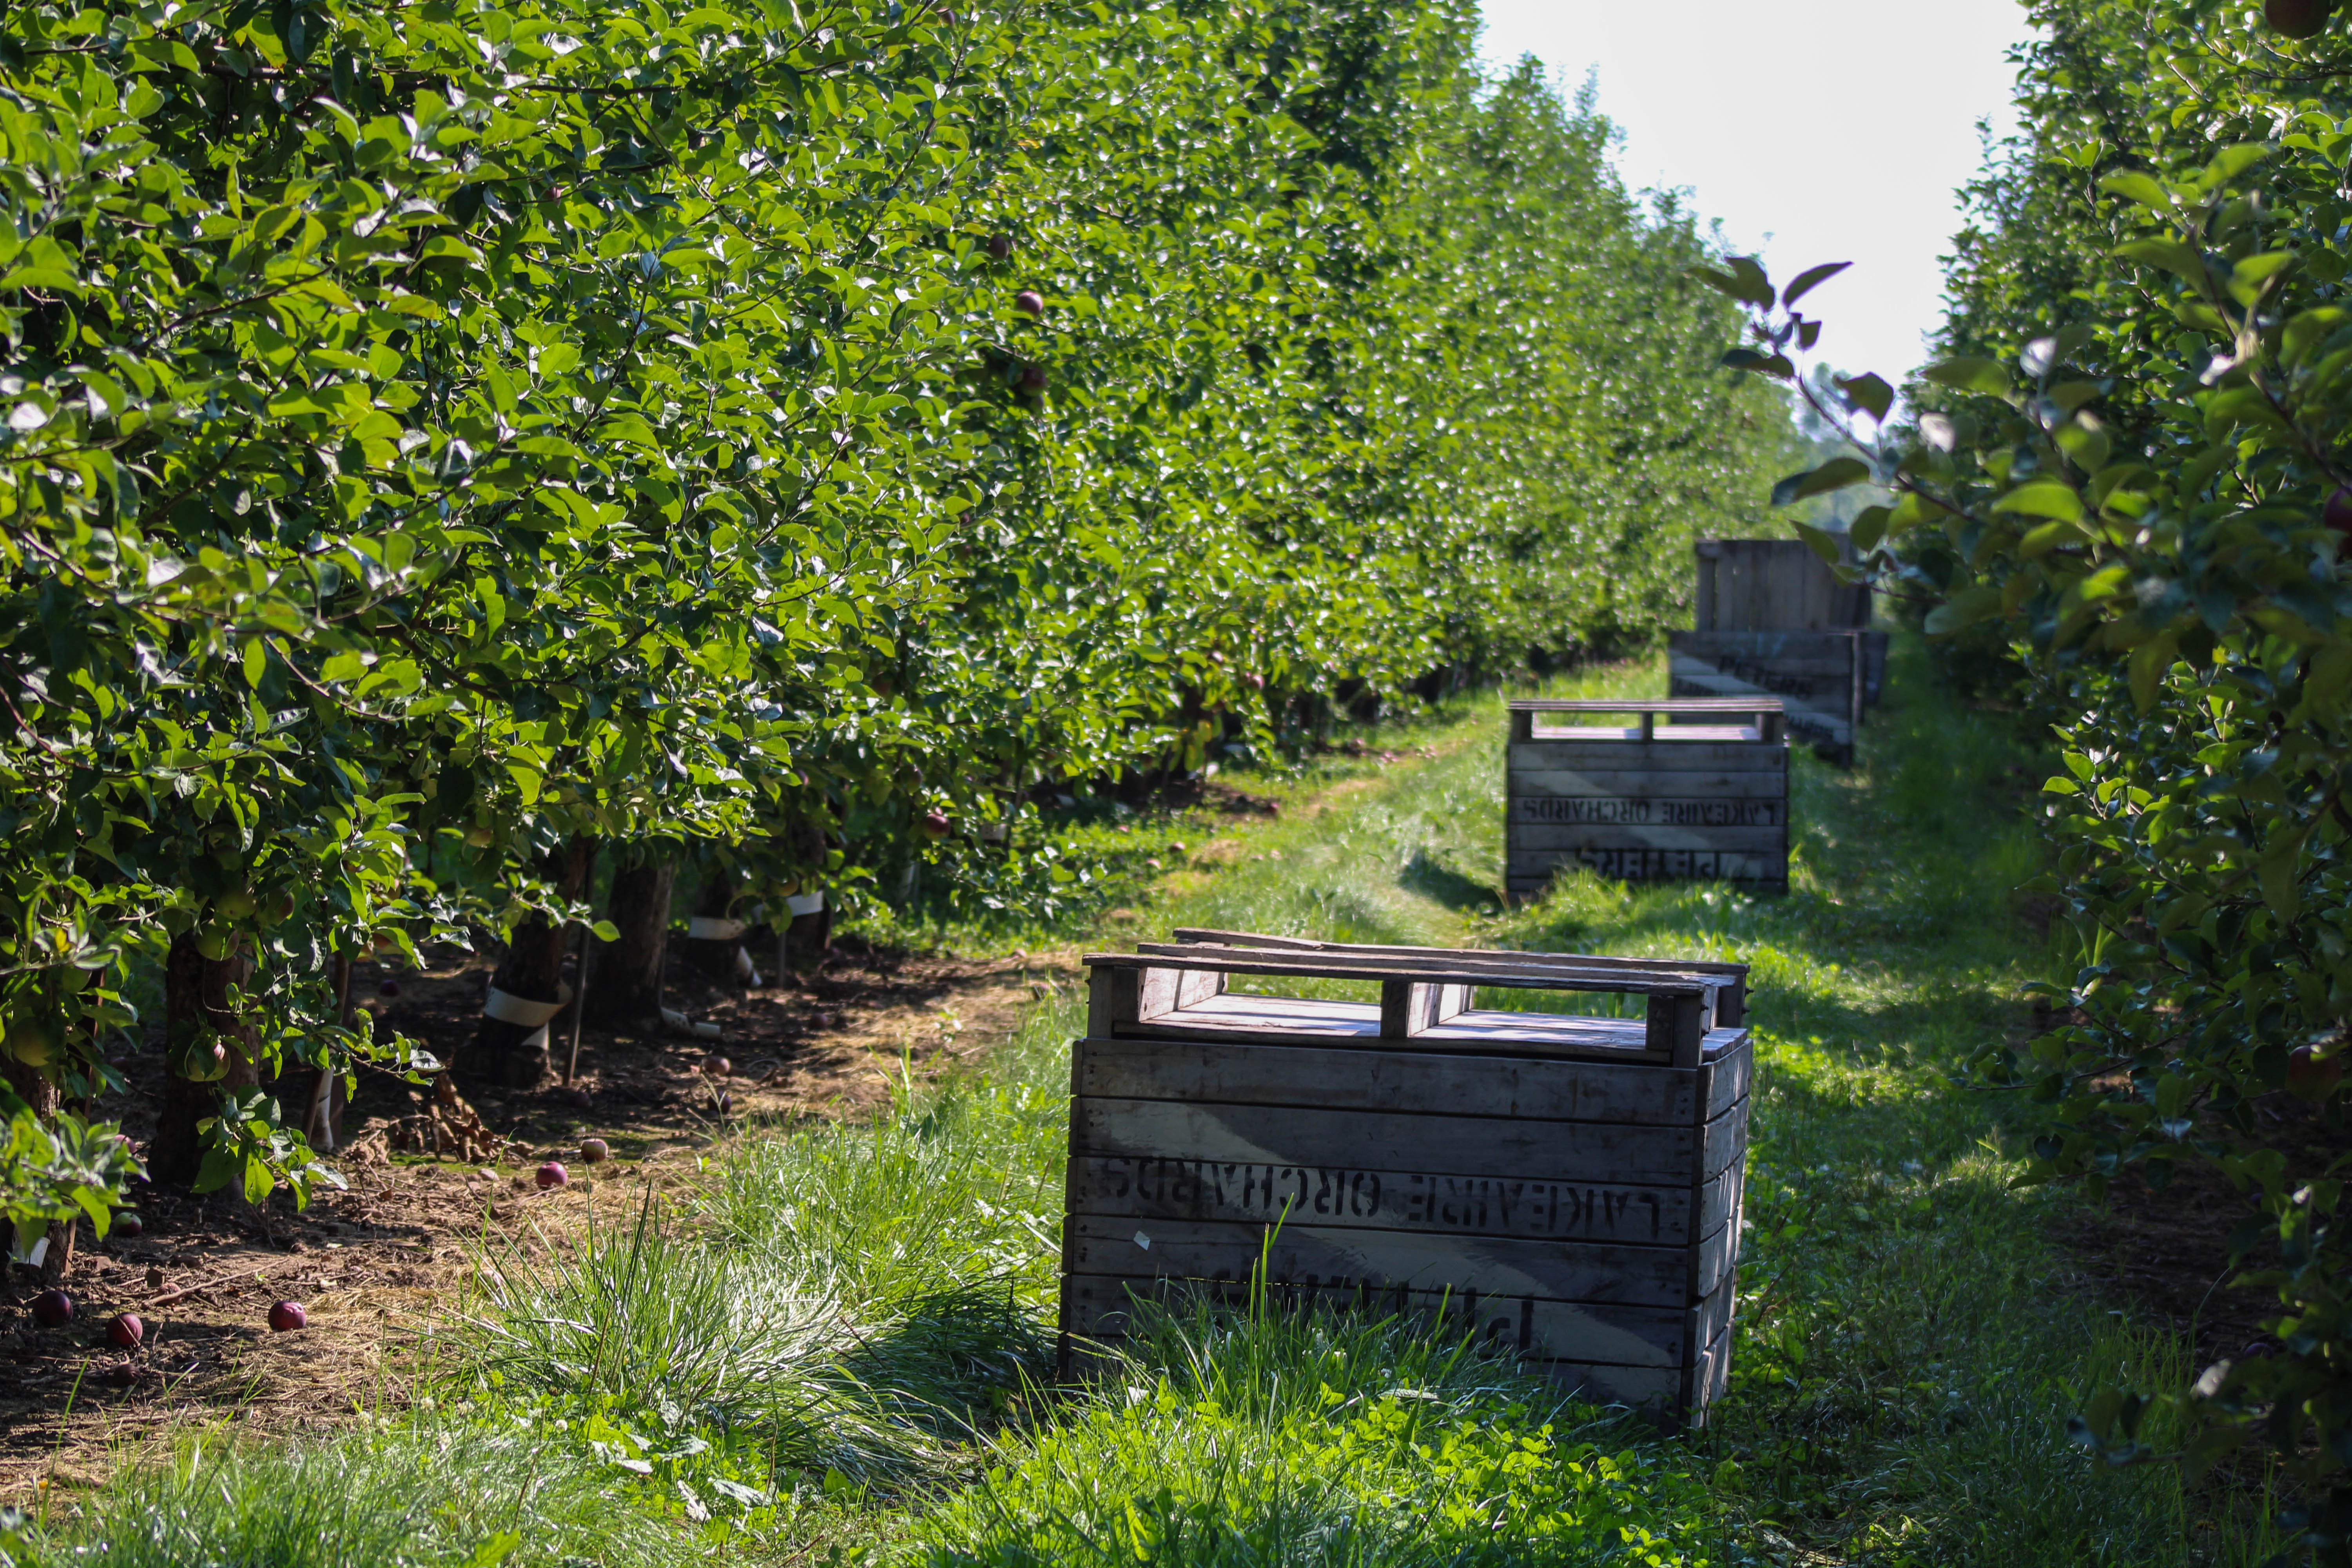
[{"left": 30, "top": 644, "right": 2289, "bottom": 1567}]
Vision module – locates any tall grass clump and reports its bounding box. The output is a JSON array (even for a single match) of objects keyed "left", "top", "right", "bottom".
[
  {"left": 919, "top": 1294, "right": 1719, "bottom": 1568},
  {"left": 32, "top": 1416, "right": 694, "bottom": 1568}
]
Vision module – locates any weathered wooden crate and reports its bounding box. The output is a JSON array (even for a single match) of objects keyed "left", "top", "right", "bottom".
[
  {"left": 1667, "top": 629, "right": 1861, "bottom": 765},
  {"left": 1059, "top": 931, "right": 1753, "bottom": 1424},
  {"left": 1504, "top": 698, "right": 1788, "bottom": 900},
  {"left": 1694, "top": 538, "right": 1870, "bottom": 634}
]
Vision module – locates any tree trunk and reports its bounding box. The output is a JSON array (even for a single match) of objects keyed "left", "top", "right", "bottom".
[
  {"left": 676, "top": 865, "right": 749, "bottom": 985},
  {"left": 461, "top": 835, "right": 596, "bottom": 1091},
  {"left": 588, "top": 852, "right": 673, "bottom": 1022},
  {"left": 1, "top": 1030, "right": 76, "bottom": 1283},
  {"left": 150, "top": 931, "right": 262, "bottom": 1193}
]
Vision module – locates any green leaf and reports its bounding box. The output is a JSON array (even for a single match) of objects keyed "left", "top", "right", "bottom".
[
  {"left": 2100, "top": 170, "right": 2173, "bottom": 210},
  {"left": 1850, "top": 505, "right": 1891, "bottom": 554},
  {"left": 2258, "top": 829, "right": 2307, "bottom": 924},
  {"left": 2129, "top": 633, "right": 2178, "bottom": 712},
  {"left": 1921, "top": 357, "right": 2014, "bottom": 398},
  {"left": 1924, "top": 585, "right": 2003, "bottom": 637},
  {"left": 1835, "top": 373, "right": 1894, "bottom": 422},
  {"left": 1720, "top": 348, "right": 1794, "bottom": 379},
  {"left": 1992, "top": 481, "right": 2086, "bottom": 523},
  {"left": 1782, "top": 262, "right": 1851, "bottom": 308},
  {"left": 2118, "top": 237, "right": 2207, "bottom": 282},
  {"left": 1792, "top": 520, "right": 1843, "bottom": 565},
  {"left": 1770, "top": 458, "right": 1872, "bottom": 508}
]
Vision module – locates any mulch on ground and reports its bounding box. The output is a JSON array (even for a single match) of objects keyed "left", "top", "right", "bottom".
[{"left": 0, "top": 935, "right": 1077, "bottom": 1502}]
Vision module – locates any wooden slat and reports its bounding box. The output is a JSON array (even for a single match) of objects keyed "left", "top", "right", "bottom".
[
  {"left": 1507, "top": 848, "right": 1789, "bottom": 886},
  {"left": 1510, "top": 699, "right": 1786, "bottom": 714},
  {"left": 1510, "top": 796, "right": 1784, "bottom": 828},
  {"left": 1075, "top": 1034, "right": 1708, "bottom": 1126},
  {"left": 1509, "top": 742, "right": 1786, "bottom": 773},
  {"left": 1509, "top": 769, "right": 1788, "bottom": 800},
  {"left": 1169, "top": 930, "right": 1752, "bottom": 985},
  {"left": 1084, "top": 949, "right": 1708, "bottom": 999},
  {"left": 1065, "top": 1153, "right": 1743, "bottom": 1247},
  {"left": 1071, "top": 1096, "right": 1743, "bottom": 1186},
  {"left": 1063, "top": 1214, "right": 1737, "bottom": 1309},
  {"left": 1110, "top": 1010, "right": 1670, "bottom": 1065},
  {"left": 1063, "top": 1271, "right": 1737, "bottom": 1369},
  {"left": 1133, "top": 942, "right": 1737, "bottom": 997},
  {"left": 1523, "top": 724, "right": 1765, "bottom": 743},
  {"left": 1507, "top": 824, "right": 1787, "bottom": 855}
]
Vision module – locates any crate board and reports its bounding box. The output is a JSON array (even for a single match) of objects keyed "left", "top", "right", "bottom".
[
  {"left": 1062, "top": 1211, "right": 1739, "bottom": 1308},
  {"left": 1071, "top": 1094, "right": 1749, "bottom": 1189},
  {"left": 1074, "top": 1033, "right": 1752, "bottom": 1126},
  {"left": 1667, "top": 630, "right": 1862, "bottom": 764},
  {"left": 1064, "top": 1270, "right": 1737, "bottom": 1370},
  {"left": 1067, "top": 1153, "right": 1745, "bottom": 1247}
]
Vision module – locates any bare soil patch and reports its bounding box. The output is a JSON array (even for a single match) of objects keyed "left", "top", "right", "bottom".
[{"left": 0, "top": 936, "right": 1075, "bottom": 1501}]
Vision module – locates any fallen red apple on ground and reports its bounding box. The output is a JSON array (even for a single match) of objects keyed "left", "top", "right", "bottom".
[
  {"left": 268, "top": 1300, "right": 306, "bottom": 1332},
  {"left": 536, "top": 1160, "right": 569, "bottom": 1189},
  {"left": 108, "top": 1312, "right": 143, "bottom": 1349},
  {"left": 32, "top": 1290, "right": 73, "bottom": 1328},
  {"left": 114, "top": 1212, "right": 143, "bottom": 1238},
  {"left": 580, "top": 1137, "right": 609, "bottom": 1163},
  {"left": 704, "top": 1055, "right": 731, "bottom": 1078},
  {"left": 379, "top": 978, "right": 401, "bottom": 997}
]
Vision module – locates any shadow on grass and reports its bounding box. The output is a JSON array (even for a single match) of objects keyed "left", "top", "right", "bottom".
[{"left": 1396, "top": 848, "right": 1502, "bottom": 914}]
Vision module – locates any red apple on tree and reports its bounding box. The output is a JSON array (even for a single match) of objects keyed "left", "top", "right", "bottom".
[
  {"left": 1017, "top": 363, "right": 1048, "bottom": 393},
  {"left": 2326, "top": 487, "right": 2352, "bottom": 537},
  {"left": 921, "top": 809, "right": 952, "bottom": 840},
  {"left": 1014, "top": 289, "right": 1045, "bottom": 315},
  {"left": 2290, "top": 1042, "right": 2343, "bottom": 1099},
  {"left": 986, "top": 234, "right": 1012, "bottom": 261},
  {"left": 2269, "top": 0, "right": 2335, "bottom": 38}
]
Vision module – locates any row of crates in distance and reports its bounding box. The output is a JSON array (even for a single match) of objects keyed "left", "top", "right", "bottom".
[
  {"left": 1681, "top": 537, "right": 1886, "bottom": 766},
  {"left": 1060, "top": 931, "right": 1754, "bottom": 1427}
]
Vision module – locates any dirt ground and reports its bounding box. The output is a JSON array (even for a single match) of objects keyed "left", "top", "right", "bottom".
[
  {"left": 0, "top": 935, "right": 1080, "bottom": 1502},
  {"left": 2061, "top": 1099, "right": 2336, "bottom": 1374}
]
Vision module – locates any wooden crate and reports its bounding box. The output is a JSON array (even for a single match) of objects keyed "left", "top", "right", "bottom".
[
  {"left": 1504, "top": 698, "right": 1788, "bottom": 900},
  {"left": 1667, "top": 629, "right": 1861, "bottom": 765},
  {"left": 1060, "top": 932, "right": 1753, "bottom": 1424},
  {"left": 1859, "top": 629, "right": 1890, "bottom": 712},
  {"left": 1694, "top": 538, "right": 1870, "bottom": 634}
]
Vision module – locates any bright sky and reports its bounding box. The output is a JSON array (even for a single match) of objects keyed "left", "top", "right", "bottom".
[{"left": 1476, "top": 0, "right": 2039, "bottom": 386}]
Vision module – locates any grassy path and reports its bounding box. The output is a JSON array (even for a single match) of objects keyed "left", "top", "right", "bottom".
[{"left": 37, "top": 646, "right": 2279, "bottom": 1567}]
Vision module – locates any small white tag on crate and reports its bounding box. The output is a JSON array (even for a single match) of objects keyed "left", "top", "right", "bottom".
[{"left": 1133, "top": 1231, "right": 1151, "bottom": 1251}]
